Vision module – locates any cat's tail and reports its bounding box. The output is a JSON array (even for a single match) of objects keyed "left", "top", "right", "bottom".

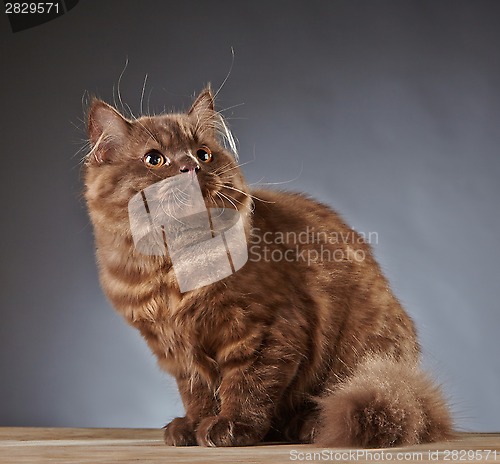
[{"left": 314, "top": 355, "right": 454, "bottom": 448}]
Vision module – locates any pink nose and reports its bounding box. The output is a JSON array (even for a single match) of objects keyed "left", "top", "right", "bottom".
[{"left": 179, "top": 164, "right": 200, "bottom": 174}]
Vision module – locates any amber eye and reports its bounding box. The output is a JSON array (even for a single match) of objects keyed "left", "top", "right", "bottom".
[
  {"left": 143, "top": 151, "right": 167, "bottom": 168},
  {"left": 196, "top": 146, "right": 213, "bottom": 163}
]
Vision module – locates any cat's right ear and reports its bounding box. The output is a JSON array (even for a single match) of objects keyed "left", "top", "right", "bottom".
[{"left": 87, "top": 99, "right": 130, "bottom": 163}]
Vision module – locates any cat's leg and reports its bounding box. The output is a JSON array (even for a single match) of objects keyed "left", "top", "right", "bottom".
[
  {"left": 195, "top": 340, "right": 299, "bottom": 447},
  {"left": 279, "top": 402, "right": 320, "bottom": 444},
  {"left": 297, "top": 412, "right": 320, "bottom": 443},
  {"left": 164, "top": 375, "right": 218, "bottom": 446}
]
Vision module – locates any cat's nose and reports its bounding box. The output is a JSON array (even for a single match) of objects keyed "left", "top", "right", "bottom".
[{"left": 179, "top": 164, "right": 200, "bottom": 174}]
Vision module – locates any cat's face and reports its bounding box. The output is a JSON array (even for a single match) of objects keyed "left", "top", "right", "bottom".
[{"left": 84, "top": 88, "right": 251, "bottom": 233}]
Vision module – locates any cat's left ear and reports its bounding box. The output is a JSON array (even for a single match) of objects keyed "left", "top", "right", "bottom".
[
  {"left": 188, "top": 86, "right": 215, "bottom": 116},
  {"left": 87, "top": 99, "right": 130, "bottom": 163}
]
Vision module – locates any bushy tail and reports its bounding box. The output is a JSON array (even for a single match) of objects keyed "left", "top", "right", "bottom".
[{"left": 315, "top": 356, "right": 453, "bottom": 448}]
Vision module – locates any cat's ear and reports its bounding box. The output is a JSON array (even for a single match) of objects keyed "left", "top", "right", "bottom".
[
  {"left": 87, "top": 99, "right": 130, "bottom": 163},
  {"left": 187, "top": 85, "right": 238, "bottom": 157},
  {"left": 188, "top": 86, "right": 215, "bottom": 116}
]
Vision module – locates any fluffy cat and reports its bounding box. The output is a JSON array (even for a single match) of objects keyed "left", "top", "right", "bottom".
[{"left": 83, "top": 86, "right": 453, "bottom": 447}]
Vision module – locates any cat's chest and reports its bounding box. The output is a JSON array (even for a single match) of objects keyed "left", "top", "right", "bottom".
[
  {"left": 99, "top": 249, "right": 229, "bottom": 383},
  {"left": 98, "top": 249, "right": 175, "bottom": 322}
]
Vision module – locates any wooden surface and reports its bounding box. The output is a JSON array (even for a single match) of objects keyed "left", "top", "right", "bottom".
[{"left": 0, "top": 428, "right": 499, "bottom": 463}]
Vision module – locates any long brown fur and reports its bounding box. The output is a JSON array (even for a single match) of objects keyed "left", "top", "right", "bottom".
[{"left": 83, "top": 86, "right": 453, "bottom": 448}]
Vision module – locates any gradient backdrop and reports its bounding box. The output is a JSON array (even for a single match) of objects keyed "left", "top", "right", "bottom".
[{"left": 0, "top": 0, "right": 499, "bottom": 432}]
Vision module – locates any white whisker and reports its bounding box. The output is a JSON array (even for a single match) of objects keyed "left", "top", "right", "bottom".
[
  {"left": 173, "top": 187, "right": 192, "bottom": 207},
  {"left": 218, "top": 191, "right": 239, "bottom": 210},
  {"left": 224, "top": 184, "right": 274, "bottom": 204},
  {"left": 140, "top": 73, "right": 148, "bottom": 115},
  {"left": 147, "top": 87, "right": 154, "bottom": 116},
  {"left": 214, "top": 47, "right": 235, "bottom": 100},
  {"left": 217, "top": 102, "right": 245, "bottom": 114},
  {"left": 250, "top": 162, "right": 304, "bottom": 186},
  {"left": 117, "top": 57, "right": 129, "bottom": 116}
]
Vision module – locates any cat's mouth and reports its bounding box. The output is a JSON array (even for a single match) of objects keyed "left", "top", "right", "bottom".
[{"left": 133, "top": 173, "right": 244, "bottom": 227}]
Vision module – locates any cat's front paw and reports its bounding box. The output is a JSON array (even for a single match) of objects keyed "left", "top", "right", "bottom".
[
  {"left": 298, "top": 416, "right": 318, "bottom": 443},
  {"left": 196, "top": 415, "right": 261, "bottom": 447},
  {"left": 164, "top": 416, "right": 197, "bottom": 446}
]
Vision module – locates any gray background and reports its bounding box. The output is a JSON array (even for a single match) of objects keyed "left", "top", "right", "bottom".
[{"left": 0, "top": 0, "right": 499, "bottom": 432}]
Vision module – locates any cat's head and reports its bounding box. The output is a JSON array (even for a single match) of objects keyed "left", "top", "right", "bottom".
[{"left": 84, "top": 87, "right": 252, "bottom": 236}]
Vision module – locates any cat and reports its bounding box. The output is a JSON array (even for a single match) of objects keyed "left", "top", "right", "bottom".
[{"left": 83, "top": 86, "right": 453, "bottom": 448}]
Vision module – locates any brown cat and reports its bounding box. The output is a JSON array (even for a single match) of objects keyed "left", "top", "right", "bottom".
[{"left": 83, "top": 86, "right": 453, "bottom": 448}]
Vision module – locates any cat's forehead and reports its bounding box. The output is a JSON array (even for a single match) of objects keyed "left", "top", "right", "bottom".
[{"left": 134, "top": 113, "right": 196, "bottom": 148}]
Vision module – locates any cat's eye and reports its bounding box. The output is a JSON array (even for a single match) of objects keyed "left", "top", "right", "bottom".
[
  {"left": 143, "top": 151, "right": 167, "bottom": 168},
  {"left": 196, "top": 146, "right": 213, "bottom": 163}
]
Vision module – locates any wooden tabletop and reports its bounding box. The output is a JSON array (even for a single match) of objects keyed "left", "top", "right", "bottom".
[{"left": 0, "top": 428, "right": 499, "bottom": 463}]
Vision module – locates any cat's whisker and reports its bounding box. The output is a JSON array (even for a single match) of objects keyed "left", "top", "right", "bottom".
[
  {"left": 250, "top": 162, "right": 304, "bottom": 187},
  {"left": 147, "top": 87, "right": 154, "bottom": 117},
  {"left": 217, "top": 117, "right": 248, "bottom": 121},
  {"left": 214, "top": 166, "right": 239, "bottom": 176},
  {"left": 223, "top": 184, "right": 274, "bottom": 204},
  {"left": 214, "top": 191, "right": 228, "bottom": 210},
  {"left": 174, "top": 191, "right": 191, "bottom": 205},
  {"left": 171, "top": 189, "right": 185, "bottom": 211},
  {"left": 140, "top": 73, "right": 148, "bottom": 116},
  {"left": 173, "top": 187, "right": 192, "bottom": 207},
  {"left": 219, "top": 116, "right": 238, "bottom": 160},
  {"left": 220, "top": 174, "right": 238, "bottom": 185},
  {"left": 157, "top": 194, "right": 187, "bottom": 227},
  {"left": 217, "top": 191, "right": 238, "bottom": 211},
  {"left": 112, "top": 83, "right": 118, "bottom": 111},
  {"left": 211, "top": 208, "right": 226, "bottom": 221},
  {"left": 218, "top": 190, "right": 245, "bottom": 207},
  {"left": 117, "top": 57, "right": 129, "bottom": 116},
  {"left": 213, "top": 162, "right": 233, "bottom": 175},
  {"left": 70, "top": 119, "right": 85, "bottom": 132},
  {"left": 222, "top": 187, "right": 256, "bottom": 213},
  {"left": 73, "top": 141, "right": 92, "bottom": 162},
  {"left": 211, "top": 192, "right": 227, "bottom": 219},
  {"left": 250, "top": 176, "right": 266, "bottom": 185},
  {"left": 215, "top": 158, "right": 256, "bottom": 175},
  {"left": 213, "top": 46, "right": 234, "bottom": 101},
  {"left": 125, "top": 103, "right": 136, "bottom": 119},
  {"left": 216, "top": 102, "right": 245, "bottom": 114},
  {"left": 171, "top": 188, "right": 188, "bottom": 212}
]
